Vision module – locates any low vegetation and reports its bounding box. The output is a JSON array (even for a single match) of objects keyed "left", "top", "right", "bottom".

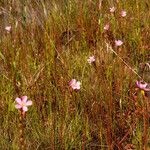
[{"left": 0, "top": 0, "right": 149, "bottom": 149}]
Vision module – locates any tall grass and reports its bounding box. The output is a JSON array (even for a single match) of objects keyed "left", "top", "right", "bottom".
[{"left": 0, "top": 0, "right": 149, "bottom": 149}]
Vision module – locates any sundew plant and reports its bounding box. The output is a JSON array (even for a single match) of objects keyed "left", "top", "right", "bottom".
[{"left": 0, "top": 0, "right": 150, "bottom": 149}]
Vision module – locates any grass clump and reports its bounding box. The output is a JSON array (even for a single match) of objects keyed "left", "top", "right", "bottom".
[{"left": 0, "top": 0, "right": 149, "bottom": 149}]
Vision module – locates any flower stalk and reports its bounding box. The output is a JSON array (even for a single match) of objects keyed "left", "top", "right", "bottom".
[
  {"left": 15, "top": 96, "right": 32, "bottom": 150},
  {"left": 19, "top": 110, "right": 26, "bottom": 150}
]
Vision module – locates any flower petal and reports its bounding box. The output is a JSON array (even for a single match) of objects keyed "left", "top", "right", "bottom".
[
  {"left": 23, "top": 106, "right": 28, "bottom": 112},
  {"left": 144, "top": 88, "right": 150, "bottom": 92},
  {"left": 15, "top": 98, "right": 22, "bottom": 105},
  {"left": 87, "top": 56, "right": 95, "bottom": 64},
  {"left": 26, "top": 100, "right": 32, "bottom": 106},
  {"left": 76, "top": 82, "right": 81, "bottom": 89},
  {"left": 136, "top": 81, "right": 146, "bottom": 88},
  {"left": 69, "top": 79, "right": 76, "bottom": 86},
  {"left": 115, "top": 40, "right": 123, "bottom": 46},
  {"left": 15, "top": 104, "right": 22, "bottom": 109},
  {"left": 5, "top": 26, "right": 11, "bottom": 31},
  {"left": 136, "top": 81, "right": 150, "bottom": 91},
  {"left": 22, "top": 96, "right": 28, "bottom": 103}
]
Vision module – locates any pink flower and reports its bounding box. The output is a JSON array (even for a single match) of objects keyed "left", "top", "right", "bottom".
[
  {"left": 109, "top": 7, "right": 116, "bottom": 13},
  {"left": 121, "top": 10, "right": 127, "bottom": 17},
  {"left": 69, "top": 79, "right": 81, "bottom": 90},
  {"left": 15, "top": 96, "right": 32, "bottom": 112},
  {"left": 87, "top": 56, "right": 95, "bottom": 64},
  {"left": 5, "top": 26, "right": 11, "bottom": 32},
  {"left": 115, "top": 40, "right": 123, "bottom": 46},
  {"left": 104, "top": 24, "right": 110, "bottom": 31},
  {"left": 136, "top": 81, "right": 150, "bottom": 92}
]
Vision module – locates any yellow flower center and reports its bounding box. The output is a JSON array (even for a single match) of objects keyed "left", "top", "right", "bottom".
[{"left": 141, "top": 90, "right": 145, "bottom": 96}]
